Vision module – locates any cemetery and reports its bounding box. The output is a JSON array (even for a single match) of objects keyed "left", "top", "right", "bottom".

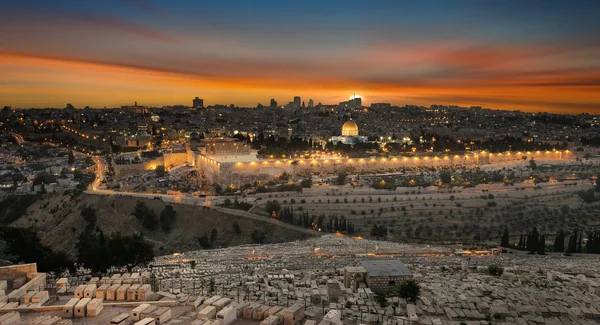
[{"left": 1, "top": 235, "right": 600, "bottom": 324}]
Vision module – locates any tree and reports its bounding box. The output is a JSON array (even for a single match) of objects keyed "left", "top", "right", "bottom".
[
  {"left": 586, "top": 231, "right": 600, "bottom": 254},
  {"left": 398, "top": 279, "right": 420, "bottom": 303},
  {"left": 528, "top": 158, "right": 537, "bottom": 170},
  {"left": 0, "top": 227, "right": 74, "bottom": 274},
  {"left": 109, "top": 233, "right": 154, "bottom": 271},
  {"left": 526, "top": 227, "right": 539, "bottom": 253},
  {"left": 487, "top": 264, "right": 504, "bottom": 276},
  {"left": 209, "top": 278, "right": 215, "bottom": 294},
  {"left": 68, "top": 151, "right": 75, "bottom": 165},
  {"left": 155, "top": 165, "right": 166, "bottom": 177},
  {"left": 143, "top": 211, "right": 159, "bottom": 230},
  {"left": 198, "top": 236, "right": 211, "bottom": 249},
  {"left": 232, "top": 221, "right": 242, "bottom": 235},
  {"left": 374, "top": 292, "right": 388, "bottom": 307},
  {"left": 439, "top": 170, "right": 452, "bottom": 184},
  {"left": 81, "top": 206, "right": 97, "bottom": 225},
  {"left": 566, "top": 229, "right": 578, "bottom": 255},
  {"left": 133, "top": 201, "right": 148, "bottom": 220},
  {"left": 251, "top": 230, "right": 266, "bottom": 243},
  {"left": 500, "top": 229, "right": 510, "bottom": 247},
  {"left": 265, "top": 200, "right": 281, "bottom": 216},
  {"left": 537, "top": 234, "right": 546, "bottom": 255},
  {"left": 370, "top": 224, "right": 387, "bottom": 239},
  {"left": 210, "top": 228, "right": 218, "bottom": 243},
  {"left": 132, "top": 201, "right": 158, "bottom": 230},
  {"left": 553, "top": 229, "right": 565, "bottom": 252},
  {"left": 336, "top": 172, "right": 347, "bottom": 185},
  {"left": 300, "top": 178, "right": 312, "bottom": 188},
  {"left": 159, "top": 205, "right": 177, "bottom": 232}
]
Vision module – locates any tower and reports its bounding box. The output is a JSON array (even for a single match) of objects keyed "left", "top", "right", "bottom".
[
  {"left": 193, "top": 97, "right": 204, "bottom": 108},
  {"left": 293, "top": 96, "right": 301, "bottom": 108}
]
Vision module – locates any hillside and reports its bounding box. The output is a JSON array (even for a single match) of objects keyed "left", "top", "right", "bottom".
[{"left": 1, "top": 192, "right": 314, "bottom": 256}]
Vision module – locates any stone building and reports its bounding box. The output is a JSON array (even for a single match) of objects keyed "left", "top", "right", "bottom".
[{"left": 359, "top": 260, "right": 413, "bottom": 294}]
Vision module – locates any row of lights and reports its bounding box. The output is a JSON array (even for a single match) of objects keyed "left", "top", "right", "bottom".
[
  {"left": 231, "top": 150, "right": 571, "bottom": 166},
  {"left": 61, "top": 126, "right": 106, "bottom": 142}
]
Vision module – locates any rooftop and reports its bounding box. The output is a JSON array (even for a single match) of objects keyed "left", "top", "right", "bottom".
[{"left": 360, "top": 259, "right": 412, "bottom": 277}]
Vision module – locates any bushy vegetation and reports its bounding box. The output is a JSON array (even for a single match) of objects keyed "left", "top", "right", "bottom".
[
  {"left": 251, "top": 229, "right": 266, "bottom": 243},
  {"left": 159, "top": 205, "right": 177, "bottom": 232},
  {"left": 398, "top": 279, "right": 420, "bottom": 302},
  {"left": 76, "top": 231, "right": 154, "bottom": 273},
  {"left": 0, "top": 194, "right": 38, "bottom": 224},
  {"left": 132, "top": 201, "right": 158, "bottom": 230},
  {"left": 487, "top": 264, "right": 504, "bottom": 276},
  {"left": 1, "top": 226, "right": 73, "bottom": 273},
  {"left": 371, "top": 177, "right": 396, "bottom": 190},
  {"left": 265, "top": 200, "right": 281, "bottom": 216}
]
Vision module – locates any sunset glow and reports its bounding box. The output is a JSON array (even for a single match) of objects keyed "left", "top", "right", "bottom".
[{"left": 1, "top": 1, "right": 599, "bottom": 112}]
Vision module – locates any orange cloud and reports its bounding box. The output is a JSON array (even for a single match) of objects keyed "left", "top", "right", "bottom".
[{"left": 0, "top": 51, "right": 599, "bottom": 113}]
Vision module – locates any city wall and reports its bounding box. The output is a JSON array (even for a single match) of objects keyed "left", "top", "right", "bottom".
[
  {"left": 113, "top": 152, "right": 190, "bottom": 180},
  {"left": 200, "top": 150, "right": 573, "bottom": 186}
]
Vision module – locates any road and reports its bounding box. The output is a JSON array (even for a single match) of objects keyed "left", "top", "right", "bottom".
[
  {"left": 90, "top": 156, "right": 106, "bottom": 191},
  {"left": 84, "top": 156, "right": 318, "bottom": 235}
]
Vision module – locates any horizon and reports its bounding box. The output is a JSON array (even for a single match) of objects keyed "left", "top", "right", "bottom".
[
  {"left": 1, "top": 1, "right": 600, "bottom": 113},
  {"left": 4, "top": 100, "right": 599, "bottom": 117}
]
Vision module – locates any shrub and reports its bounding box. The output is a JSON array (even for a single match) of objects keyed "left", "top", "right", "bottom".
[{"left": 487, "top": 264, "right": 504, "bottom": 276}]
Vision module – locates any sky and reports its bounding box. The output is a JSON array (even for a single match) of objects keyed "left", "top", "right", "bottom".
[{"left": 1, "top": 0, "right": 600, "bottom": 113}]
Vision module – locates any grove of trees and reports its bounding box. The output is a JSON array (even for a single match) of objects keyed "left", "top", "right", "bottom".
[{"left": 76, "top": 231, "right": 154, "bottom": 273}]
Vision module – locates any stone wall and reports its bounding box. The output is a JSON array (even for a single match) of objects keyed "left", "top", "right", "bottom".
[
  {"left": 366, "top": 274, "right": 413, "bottom": 294},
  {"left": 0, "top": 263, "right": 37, "bottom": 280},
  {"left": 200, "top": 150, "right": 573, "bottom": 186},
  {"left": 163, "top": 152, "right": 189, "bottom": 169}
]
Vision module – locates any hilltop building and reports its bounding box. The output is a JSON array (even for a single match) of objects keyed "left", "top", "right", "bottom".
[{"left": 331, "top": 120, "right": 368, "bottom": 145}]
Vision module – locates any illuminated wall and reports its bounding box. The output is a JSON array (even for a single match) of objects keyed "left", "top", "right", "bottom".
[{"left": 200, "top": 150, "right": 572, "bottom": 186}]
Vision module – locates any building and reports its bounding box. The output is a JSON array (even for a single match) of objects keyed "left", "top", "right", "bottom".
[
  {"left": 307, "top": 99, "right": 314, "bottom": 109},
  {"left": 359, "top": 260, "right": 413, "bottom": 294},
  {"left": 370, "top": 103, "right": 391, "bottom": 112},
  {"left": 331, "top": 120, "right": 368, "bottom": 145},
  {"left": 293, "top": 96, "right": 301, "bottom": 109},
  {"left": 121, "top": 102, "right": 148, "bottom": 114},
  {"left": 282, "top": 304, "right": 304, "bottom": 325},
  {"left": 193, "top": 97, "right": 204, "bottom": 108},
  {"left": 270, "top": 98, "right": 278, "bottom": 108},
  {"left": 339, "top": 96, "right": 362, "bottom": 112}
]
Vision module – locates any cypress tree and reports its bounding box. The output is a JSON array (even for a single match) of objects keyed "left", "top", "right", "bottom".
[
  {"left": 537, "top": 234, "right": 546, "bottom": 255},
  {"left": 518, "top": 234, "right": 523, "bottom": 250},
  {"left": 566, "top": 229, "right": 578, "bottom": 254},
  {"left": 500, "top": 229, "right": 510, "bottom": 247},
  {"left": 527, "top": 227, "right": 539, "bottom": 253},
  {"left": 553, "top": 229, "right": 564, "bottom": 252}
]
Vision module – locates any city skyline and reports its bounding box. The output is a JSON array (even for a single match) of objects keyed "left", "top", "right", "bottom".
[{"left": 1, "top": 0, "right": 600, "bottom": 113}]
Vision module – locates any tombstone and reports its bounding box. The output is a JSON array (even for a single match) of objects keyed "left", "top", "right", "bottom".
[
  {"left": 87, "top": 298, "right": 103, "bottom": 316},
  {"left": 63, "top": 298, "right": 80, "bottom": 318},
  {"left": 132, "top": 304, "right": 152, "bottom": 321},
  {"left": 74, "top": 298, "right": 91, "bottom": 318}
]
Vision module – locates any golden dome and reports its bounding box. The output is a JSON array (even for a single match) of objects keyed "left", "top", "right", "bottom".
[{"left": 342, "top": 120, "right": 359, "bottom": 136}]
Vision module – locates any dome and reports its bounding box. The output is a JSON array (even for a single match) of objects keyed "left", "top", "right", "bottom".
[{"left": 342, "top": 120, "right": 359, "bottom": 136}]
